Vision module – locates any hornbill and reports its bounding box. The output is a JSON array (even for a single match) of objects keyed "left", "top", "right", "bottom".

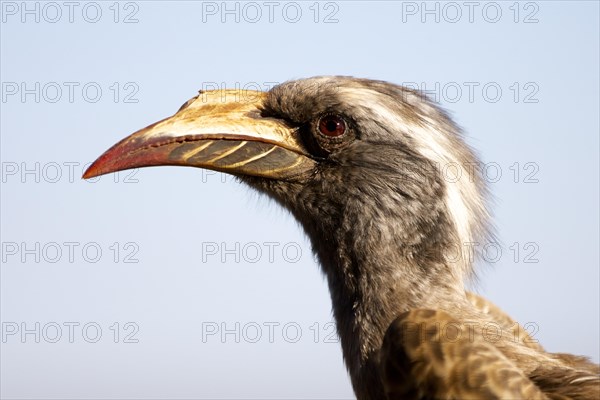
[{"left": 84, "top": 76, "right": 599, "bottom": 399}]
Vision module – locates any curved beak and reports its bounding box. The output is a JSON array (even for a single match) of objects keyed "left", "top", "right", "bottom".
[{"left": 83, "top": 90, "right": 315, "bottom": 181}]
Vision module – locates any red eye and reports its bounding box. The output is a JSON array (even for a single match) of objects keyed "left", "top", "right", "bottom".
[{"left": 318, "top": 115, "right": 346, "bottom": 137}]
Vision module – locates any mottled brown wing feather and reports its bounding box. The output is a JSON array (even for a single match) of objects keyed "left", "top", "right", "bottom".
[
  {"left": 466, "top": 291, "right": 545, "bottom": 352},
  {"left": 380, "top": 309, "right": 549, "bottom": 400}
]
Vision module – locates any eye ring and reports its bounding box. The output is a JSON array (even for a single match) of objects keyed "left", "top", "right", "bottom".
[{"left": 318, "top": 115, "right": 346, "bottom": 137}]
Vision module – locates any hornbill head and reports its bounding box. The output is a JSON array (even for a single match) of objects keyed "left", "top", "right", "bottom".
[
  {"left": 84, "top": 76, "right": 490, "bottom": 398},
  {"left": 85, "top": 76, "right": 488, "bottom": 271}
]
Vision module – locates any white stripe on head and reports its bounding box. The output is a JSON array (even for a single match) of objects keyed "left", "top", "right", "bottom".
[{"left": 338, "top": 86, "right": 487, "bottom": 278}]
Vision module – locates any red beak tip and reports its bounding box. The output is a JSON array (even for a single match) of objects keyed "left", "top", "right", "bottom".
[
  {"left": 82, "top": 161, "right": 104, "bottom": 179},
  {"left": 82, "top": 170, "right": 95, "bottom": 180}
]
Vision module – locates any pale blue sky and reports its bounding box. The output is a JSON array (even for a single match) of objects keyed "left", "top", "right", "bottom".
[{"left": 1, "top": 1, "right": 599, "bottom": 398}]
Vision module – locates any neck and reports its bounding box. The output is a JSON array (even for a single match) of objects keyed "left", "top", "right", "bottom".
[
  {"left": 294, "top": 186, "right": 468, "bottom": 399},
  {"left": 246, "top": 164, "right": 479, "bottom": 399}
]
